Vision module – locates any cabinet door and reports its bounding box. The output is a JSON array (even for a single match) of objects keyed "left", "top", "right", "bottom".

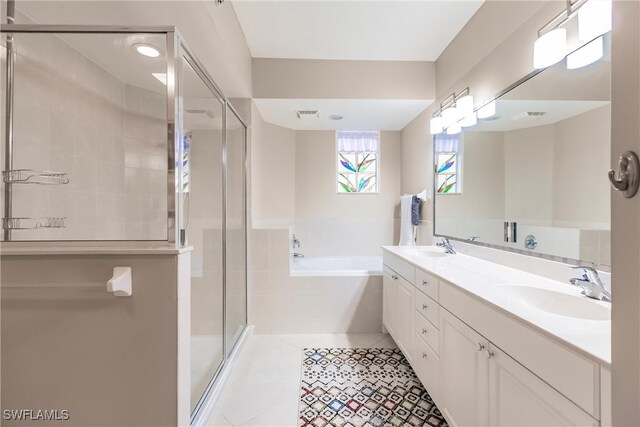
[
  {"left": 489, "top": 345, "right": 598, "bottom": 427},
  {"left": 439, "top": 309, "right": 489, "bottom": 427},
  {"left": 395, "top": 277, "right": 414, "bottom": 362},
  {"left": 382, "top": 268, "right": 398, "bottom": 337}
]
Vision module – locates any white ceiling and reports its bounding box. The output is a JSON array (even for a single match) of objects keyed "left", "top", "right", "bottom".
[
  {"left": 471, "top": 100, "right": 610, "bottom": 132},
  {"left": 232, "top": 0, "right": 485, "bottom": 61},
  {"left": 254, "top": 98, "right": 432, "bottom": 130}
]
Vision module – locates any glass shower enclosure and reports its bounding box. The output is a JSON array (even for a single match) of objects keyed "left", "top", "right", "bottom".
[{"left": 1, "top": 25, "right": 247, "bottom": 420}]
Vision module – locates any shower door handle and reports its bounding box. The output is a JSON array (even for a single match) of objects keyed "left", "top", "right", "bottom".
[{"left": 609, "top": 151, "right": 640, "bottom": 198}]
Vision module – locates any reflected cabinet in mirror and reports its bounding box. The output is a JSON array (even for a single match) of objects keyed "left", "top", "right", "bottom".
[{"left": 434, "top": 37, "right": 611, "bottom": 267}]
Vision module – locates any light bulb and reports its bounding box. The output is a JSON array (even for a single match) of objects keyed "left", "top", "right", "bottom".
[
  {"left": 430, "top": 116, "right": 444, "bottom": 135},
  {"left": 446, "top": 124, "right": 462, "bottom": 135},
  {"left": 533, "top": 28, "right": 567, "bottom": 69},
  {"left": 567, "top": 36, "right": 604, "bottom": 69},
  {"left": 133, "top": 43, "right": 161, "bottom": 58},
  {"left": 477, "top": 100, "right": 496, "bottom": 119},
  {"left": 441, "top": 106, "right": 460, "bottom": 128},
  {"left": 456, "top": 95, "right": 474, "bottom": 116},
  {"left": 578, "top": 0, "right": 612, "bottom": 41},
  {"left": 460, "top": 112, "right": 477, "bottom": 128}
]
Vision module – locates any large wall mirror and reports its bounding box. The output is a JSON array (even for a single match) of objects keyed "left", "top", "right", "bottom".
[{"left": 434, "top": 36, "right": 611, "bottom": 267}]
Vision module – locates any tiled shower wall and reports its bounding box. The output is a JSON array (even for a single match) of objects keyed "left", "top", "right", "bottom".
[
  {"left": 248, "top": 228, "right": 383, "bottom": 334},
  {"left": 2, "top": 32, "right": 166, "bottom": 240}
]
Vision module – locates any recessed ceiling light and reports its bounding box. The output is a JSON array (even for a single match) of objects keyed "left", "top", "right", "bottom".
[
  {"left": 133, "top": 43, "right": 161, "bottom": 58},
  {"left": 329, "top": 114, "right": 344, "bottom": 121},
  {"left": 152, "top": 73, "right": 167, "bottom": 85}
]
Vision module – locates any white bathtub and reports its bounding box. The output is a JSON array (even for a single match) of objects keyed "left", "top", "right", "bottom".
[{"left": 290, "top": 256, "right": 383, "bottom": 276}]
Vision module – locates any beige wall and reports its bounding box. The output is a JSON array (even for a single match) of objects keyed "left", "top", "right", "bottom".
[
  {"left": 253, "top": 58, "right": 435, "bottom": 100},
  {"left": 439, "top": 131, "right": 505, "bottom": 221},
  {"left": 250, "top": 105, "right": 296, "bottom": 228},
  {"left": 504, "top": 125, "right": 555, "bottom": 223},
  {"left": 611, "top": 1, "right": 640, "bottom": 424},
  {"left": 294, "top": 130, "right": 401, "bottom": 220},
  {"left": 553, "top": 105, "right": 611, "bottom": 225},
  {"left": 1, "top": 253, "right": 191, "bottom": 427}
]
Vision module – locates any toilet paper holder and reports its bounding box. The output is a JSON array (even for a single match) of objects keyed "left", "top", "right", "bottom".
[{"left": 107, "top": 267, "right": 133, "bottom": 297}]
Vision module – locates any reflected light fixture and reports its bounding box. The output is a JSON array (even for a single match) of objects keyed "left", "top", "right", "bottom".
[
  {"left": 430, "top": 88, "right": 477, "bottom": 135},
  {"left": 446, "top": 124, "right": 462, "bottom": 135},
  {"left": 578, "top": 0, "right": 612, "bottom": 41},
  {"left": 133, "top": 43, "right": 161, "bottom": 58},
  {"left": 567, "top": 36, "right": 604, "bottom": 69},
  {"left": 456, "top": 94, "right": 474, "bottom": 117},
  {"left": 460, "top": 111, "right": 477, "bottom": 127},
  {"left": 429, "top": 116, "right": 444, "bottom": 134},
  {"left": 477, "top": 100, "right": 496, "bottom": 119},
  {"left": 533, "top": 28, "right": 567, "bottom": 69}
]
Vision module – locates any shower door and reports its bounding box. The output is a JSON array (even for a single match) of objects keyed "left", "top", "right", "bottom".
[
  {"left": 225, "top": 106, "right": 247, "bottom": 356},
  {"left": 181, "top": 55, "right": 225, "bottom": 414}
]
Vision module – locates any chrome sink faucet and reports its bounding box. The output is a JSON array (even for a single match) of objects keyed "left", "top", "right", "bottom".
[
  {"left": 436, "top": 237, "right": 456, "bottom": 254},
  {"left": 569, "top": 266, "right": 611, "bottom": 302}
]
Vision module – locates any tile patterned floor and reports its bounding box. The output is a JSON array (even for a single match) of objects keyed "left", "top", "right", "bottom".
[
  {"left": 204, "top": 334, "right": 400, "bottom": 426},
  {"left": 299, "top": 348, "right": 448, "bottom": 427}
]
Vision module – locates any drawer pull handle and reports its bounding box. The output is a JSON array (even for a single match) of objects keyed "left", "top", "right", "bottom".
[
  {"left": 485, "top": 349, "right": 494, "bottom": 359},
  {"left": 477, "top": 343, "right": 485, "bottom": 352},
  {"left": 421, "top": 328, "right": 428, "bottom": 335},
  {"left": 422, "top": 304, "right": 428, "bottom": 310},
  {"left": 422, "top": 352, "right": 428, "bottom": 359},
  {"left": 391, "top": 275, "right": 398, "bottom": 280},
  {"left": 422, "top": 280, "right": 428, "bottom": 286}
]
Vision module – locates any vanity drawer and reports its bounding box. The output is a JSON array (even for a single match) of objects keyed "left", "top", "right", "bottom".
[
  {"left": 415, "top": 268, "right": 439, "bottom": 301},
  {"left": 412, "top": 332, "right": 440, "bottom": 400},
  {"left": 383, "top": 252, "right": 415, "bottom": 284},
  {"left": 414, "top": 288, "right": 439, "bottom": 328},
  {"left": 414, "top": 310, "right": 439, "bottom": 355}
]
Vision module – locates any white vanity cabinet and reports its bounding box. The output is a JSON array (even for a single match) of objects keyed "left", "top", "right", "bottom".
[
  {"left": 382, "top": 265, "right": 414, "bottom": 359},
  {"left": 439, "top": 309, "right": 489, "bottom": 426},
  {"left": 382, "top": 248, "right": 609, "bottom": 427}
]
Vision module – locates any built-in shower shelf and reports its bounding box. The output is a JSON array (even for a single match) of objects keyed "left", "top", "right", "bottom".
[
  {"left": 2, "top": 169, "right": 69, "bottom": 185},
  {"left": 2, "top": 217, "right": 66, "bottom": 230}
]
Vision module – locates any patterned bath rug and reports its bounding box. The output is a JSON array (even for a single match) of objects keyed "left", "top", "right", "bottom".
[{"left": 298, "top": 347, "right": 448, "bottom": 427}]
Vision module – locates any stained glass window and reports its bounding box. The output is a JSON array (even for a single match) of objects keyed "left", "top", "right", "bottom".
[
  {"left": 434, "top": 135, "right": 462, "bottom": 194},
  {"left": 337, "top": 131, "right": 379, "bottom": 193}
]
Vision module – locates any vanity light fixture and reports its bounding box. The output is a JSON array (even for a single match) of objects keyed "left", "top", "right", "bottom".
[
  {"left": 533, "top": 28, "right": 567, "bottom": 69},
  {"left": 132, "top": 43, "right": 161, "bottom": 58},
  {"left": 567, "top": 36, "right": 604, "bottom": 69},
  {"left": 533, "top": 0, "right": 611, "bottom": 70},
  {"left": 429, "top": 88, "right": 475, "bottom": 135},
  {"left": 578, "top": 0, "right": 612, "bottom": 41},
  {"left": 476, "top": 100, "right": 496, "bottom": 119}
]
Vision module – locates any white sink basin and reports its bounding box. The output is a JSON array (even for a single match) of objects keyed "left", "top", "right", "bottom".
[
  {"left": 405, "top": 247, "right": 447, "bottom": 258},
  {"left": 493, "top": 284, "right": 610, "bottom": 321}
]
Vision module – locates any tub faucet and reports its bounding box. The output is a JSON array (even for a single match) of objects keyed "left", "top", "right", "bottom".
[
  {"left": 292, "top": 252, "right": 304, "bottom": 259},
  {"left": 292, "top": 234, "right": 301, "bottom": 249},
  {"left": 569, "top": 266, "right": 611, "bottom": 302},
  {"left": 436, "top": 237, "right": 456, "bottom": 254}
]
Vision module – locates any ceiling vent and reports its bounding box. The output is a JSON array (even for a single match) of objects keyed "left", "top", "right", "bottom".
[
  {"left": 511, "top": 111, "right": 547, "bottom": 121},
  {"left": 296, "top": 110, "right": 320, "bottom": 119}
]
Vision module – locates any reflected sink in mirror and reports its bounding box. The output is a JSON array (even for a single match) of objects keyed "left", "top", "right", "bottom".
[
  {"left": 493, "top": 284, "right": 610, "bottom": 321},
  {"left": 404, "top": 247, "right": 448, "bottom": 258}
]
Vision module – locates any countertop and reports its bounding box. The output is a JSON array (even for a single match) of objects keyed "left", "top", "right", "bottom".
[
  {"left": 382, "top": 245, "right": 611, "bottom": 366},
  {"left": 0, "top": 243, "right": 194, "bottom": 256}
]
